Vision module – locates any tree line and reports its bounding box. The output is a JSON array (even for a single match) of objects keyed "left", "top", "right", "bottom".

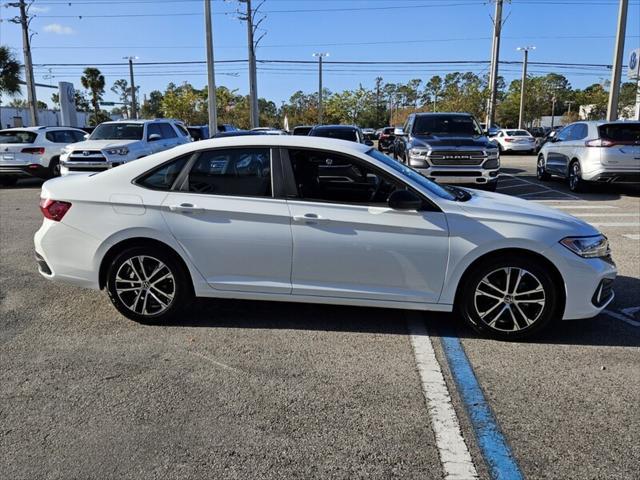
[{"left": 1, "top": 47, "right": 637, "bottom": 129}]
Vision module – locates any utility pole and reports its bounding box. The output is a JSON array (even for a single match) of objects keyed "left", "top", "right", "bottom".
[
  {"left": 241, "top": 0, "right": 260, "bottom": 128},
  {"left": 606, "top": 0, "right": 628, "bottom": 121},
  {"left": 566, "top": 100, "right": 575, "bottom": 114},
  {"left": 486, "top": 0, "right": 503, "bottom": 128},
  {"left": 517, "top": 46, "right": 534, "bottom": 129},
  {"left": 10, "top": 1, "right": 38, "bottom": 125},
  {"left": 204, "top": 0, "right": 218, "bottom": 136},
  {"left": 123, "top": 56, "right": 138, "bottom": 119},
  {"left": 550, "top": 95, "right": 557, "bottom": 129},
  {"left": 313, "top": 53, "right": 328, "bottom": 125}
]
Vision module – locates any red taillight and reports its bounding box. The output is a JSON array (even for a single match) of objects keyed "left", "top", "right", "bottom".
[
  {"left": 585, "top": 138, "right": 613, "bottom": 147},
  {"left": 504, "top": 138, "right": 514, "bottom": 143},
  {"left": 40, "top": 198, "right": 72, "bottom": 221},
  {"left": 21, "top": 147, "right": 45, "bottom": 155}
]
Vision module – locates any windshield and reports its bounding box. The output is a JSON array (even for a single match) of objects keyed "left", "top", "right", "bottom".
[
  {"left": 506, "top": 130, "right": 531, "bottom": 137},
  {"left": 366, "top": 149, "right": 458, "bottom": 201},
  {"left": 413, "top": 115, "right": 483, "bottom": 136},
  {"left": 310, "top": 128, "right": 358, "bottom": 142},
  {"left": 90, "top": 123, "right": 143, "bottom": 141},
  {"left": 0, "top": 130, "right": 37, "bottom": 144}
]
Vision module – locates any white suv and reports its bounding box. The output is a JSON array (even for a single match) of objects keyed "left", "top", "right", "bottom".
[
  {"left": 60, "top": 119, "right": 191, "bottom": 175},
  {"left": 0, "top": 126, "right": 87, "bottom": 186},
  {"left": 537, "top": 121, "right": 640, "bottom": 192}
]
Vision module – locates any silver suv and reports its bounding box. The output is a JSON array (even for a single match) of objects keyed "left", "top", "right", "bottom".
[
  {"left": 537, "top": 121, "right": 640, "bottom": 192},
  {"left": 60, "top": 119, "right": 191, "bottom": 175}
]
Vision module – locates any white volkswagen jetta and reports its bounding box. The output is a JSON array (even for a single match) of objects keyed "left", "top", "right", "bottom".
[{"left": 35, "top": 136, "right": 616, "bottom": 339}]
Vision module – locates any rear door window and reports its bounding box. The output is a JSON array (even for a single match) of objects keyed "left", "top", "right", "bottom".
[
  {"left": 147, "top": 123, "right": 162, "bottom": 140},
  {"left": 185, "top": 148, "right": 272, "bottom": 197},
  {"left": 159, "top": 123, "right": 178, "bottom": 139},
  {"left": 570, "top": 123, "right": 588, "bottom": 140}
]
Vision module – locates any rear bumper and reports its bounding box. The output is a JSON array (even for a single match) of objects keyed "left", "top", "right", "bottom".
[
  {"left": 583, "top": 168, "right": 640, "bottom": 183},
  {"left": 502, "top": 143, "right": 536, "bottom": 151},
  {"left": 0, "top": 163, "right": 50, "bottom": 178}
]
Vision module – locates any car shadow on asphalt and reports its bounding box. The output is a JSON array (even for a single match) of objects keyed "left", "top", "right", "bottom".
[
  {"left": 163, "top": 275, "right": 639, "bottom": 347},
  {"left": 0, "top": 179, "right": 45, "bottom": 190}
]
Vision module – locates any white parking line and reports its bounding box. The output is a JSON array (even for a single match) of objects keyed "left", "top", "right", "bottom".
[
  {"left": 502, "top": 174, "right": 580, "bottom": 200},
  {"left": 590, "top": 222, "right": 640, "bottom": 227},
  {"left": 541, "top": 205, "right": 617, "bottom": 209},
  {"left": 622, "top": 306, "right": 640, "bottom": 317},
  {"left": 497, "top": 184, "right": 541, "bottom": 191},
  {"left": 623, "top": 234, "right": 640, "bottom": 240},
  {"left": 603, "top": 309, "right": 640, "bottom": 327},
  {"left": 408, "top": 315, "right": 478, "bottom": 479}
]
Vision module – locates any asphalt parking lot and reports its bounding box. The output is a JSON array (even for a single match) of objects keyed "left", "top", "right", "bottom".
[{"left": 1, "top": 154, "right": 639, "bottom": 479}]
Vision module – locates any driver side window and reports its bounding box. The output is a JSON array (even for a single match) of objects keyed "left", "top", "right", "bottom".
[{"left": 287, "top": 149, "right": 403, "bottom": 206}]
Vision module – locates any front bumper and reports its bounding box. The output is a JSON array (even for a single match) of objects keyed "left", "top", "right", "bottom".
[
  {"left": 548, "top": 242, "right": 617, "bottom": 320},
  {"left": 415, "top": 166, "right": 500, "bottom": 185}
]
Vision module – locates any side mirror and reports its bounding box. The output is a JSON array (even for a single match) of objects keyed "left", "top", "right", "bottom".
[
  {"left": 393, "top": 127, "right": 406, "bottom": 136},
  {"left": 364, "top": 139, "right": 374, "bottom": 146},
  {"left": 388, "top": 189, "right": 423, "bottom": 211},
  {"left": 148, "top": 133, "right": 161, "bottom": 142},
  {"left": 83, "top": 133, "right": 90, "bottom": 140}
]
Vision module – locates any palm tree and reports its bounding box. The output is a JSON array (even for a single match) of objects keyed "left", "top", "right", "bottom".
[
  {"left": 0, "top": 46, "right": 22, "bottom": 97},
  {"left": 80, "top": 67, "right": 105, "bottom": 118}
]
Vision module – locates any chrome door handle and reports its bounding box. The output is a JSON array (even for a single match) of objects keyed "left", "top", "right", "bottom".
[
  {"left": 292, "top": 213, "right": 328, "bottom": 224},
  {"left": 168, "top": 203, "right": 204, "bottom": 214}
]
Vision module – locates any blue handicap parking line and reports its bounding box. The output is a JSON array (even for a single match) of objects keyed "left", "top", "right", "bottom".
[{"left": 440, "top": 332, "right": 524, "bottom": 480}]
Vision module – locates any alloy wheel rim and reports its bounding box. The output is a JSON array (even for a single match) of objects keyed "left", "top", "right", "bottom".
[
  {"left": 473, "top": 267, "right": 546, "bottom": 332},
  {"left": 570, "top": 164, "right": 579, "bottom": 189},
  {"left": 537, "top": 158, "right": 545, "bottom": 177},
  {"left": 114, "top": 255, "right": 175, "bottom": 316}
]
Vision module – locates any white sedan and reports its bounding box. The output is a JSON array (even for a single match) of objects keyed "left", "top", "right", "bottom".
[
  {"left": 34, "top": 136, "right": 616, "bottom": 340},
  {"left": 492, "top": 129, "right": 536, "bottom": 153}
]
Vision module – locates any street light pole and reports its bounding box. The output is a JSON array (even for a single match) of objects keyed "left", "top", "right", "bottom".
[
  {"left": 204, "top": 0, "right": 218, "bottom": 136},
  {"left": 486, "top": 0, "right": 503, "bottom": 128},
  {"left": 607, "top": 0, "right": 628, "bottom": 121},
  {"left": 313, "top": 53, "right": 329, "bottom": 125},
  {"left": 14, "top": 0, "right": 38, "bottom": 125},
  {"left": 517, "top": 46, "right": 534, "bottom": 129},
  {"left": 123, "top": 56, "right": 139, "bottom": 119}
]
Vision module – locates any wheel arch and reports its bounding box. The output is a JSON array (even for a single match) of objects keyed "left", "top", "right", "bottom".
[
  {"left": 98, "top": 237, "right": 194, "bottom": 293},
  {"left": 453, "top": 247, "right": 566, "bottom": 319}
]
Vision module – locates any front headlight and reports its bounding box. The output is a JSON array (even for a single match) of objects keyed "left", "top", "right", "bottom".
[
  {"left": 560, "top": 235, "right": 610, "bottom": 258},
  {"left": 105, "top": 147, "right": 129, "bottom": 156},
  {"left": 409, "top": 148, "right": 429, "bottom": 158},
  {"left": 62, "top": 146, "right": 72, "bottom": 154}
]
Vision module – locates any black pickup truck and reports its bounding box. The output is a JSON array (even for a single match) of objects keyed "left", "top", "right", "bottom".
[{"left": 393, "top": 113, "right": 500, "bottom": 190}]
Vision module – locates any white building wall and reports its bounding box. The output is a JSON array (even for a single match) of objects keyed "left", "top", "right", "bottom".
[{"left": 0, "top": 107, "right": 91, "bottom": 129}]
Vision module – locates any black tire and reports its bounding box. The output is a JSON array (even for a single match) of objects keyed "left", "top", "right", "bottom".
[
  {"left": 568, "top": 160, "right": 588, "bottom": 193},
  {"left": 106, "top": 245, "right": 193, "bottom": 324},
  {"left": 48, "top": 157, "right": 61, "bottom": 178},
  {"left": 456, "top": 254, "right": 559, "bottom": 340},
  {"left": 536, "top": 155, "right": 551, "bottom": 181},
  {"left": 0, "top": 177, "right": 18, "bottom": 187}
]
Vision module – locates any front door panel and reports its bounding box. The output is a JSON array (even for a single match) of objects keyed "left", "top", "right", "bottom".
[{"left": 287, "top": 200, "right": 449, "bottom": 304}]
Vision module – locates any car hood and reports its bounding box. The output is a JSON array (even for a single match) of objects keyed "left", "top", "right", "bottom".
[
  {"left": 66, "top": 139, "right": 141, "bottom": 150},
  {"left": 411, "top": 134, "right": 493, "bottom": 148},
  {"left": 456, "top": 188, "right": 599, "bottom": 237}
]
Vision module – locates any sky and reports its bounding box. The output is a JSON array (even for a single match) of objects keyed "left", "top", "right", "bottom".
[{"left": 1, "top": 0, "right": 639, "bottom": 108}]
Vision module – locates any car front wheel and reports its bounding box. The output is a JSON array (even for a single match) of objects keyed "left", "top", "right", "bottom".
[
  {"left": 536, "top": 155, "right": 550, "bottom": 181},
  {"left": 457, "top": 255, "right": 559, "bottom": 340},
  {"left": 106, "top": 246, "right": 191, "bottom": 323}
]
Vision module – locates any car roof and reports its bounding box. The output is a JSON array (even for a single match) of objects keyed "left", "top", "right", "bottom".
[
  {"left": 412, "top": 112, "right": 473, "bottom": 117},
  {"left": 0, "top": 126, "right": 84, "bottom": 132},
  {"left": 195, "top": 134, "right": 371, "bottom": 151},
  {"left": 312, "top": 125, "right": 358, "bottom": 130}
]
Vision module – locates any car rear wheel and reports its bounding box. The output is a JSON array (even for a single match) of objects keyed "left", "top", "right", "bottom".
[
  {"left": 568, "top": 160, "right": 587, "bottom": 192},
  {"left": 106, "top": 246, "right": 192, "bottom": 324},
  {"left": 457, "top": 255, "right": 559, "bottom": 340},
  {"left": 536, "top": 155, "right": 550, "bottom": 181}
]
